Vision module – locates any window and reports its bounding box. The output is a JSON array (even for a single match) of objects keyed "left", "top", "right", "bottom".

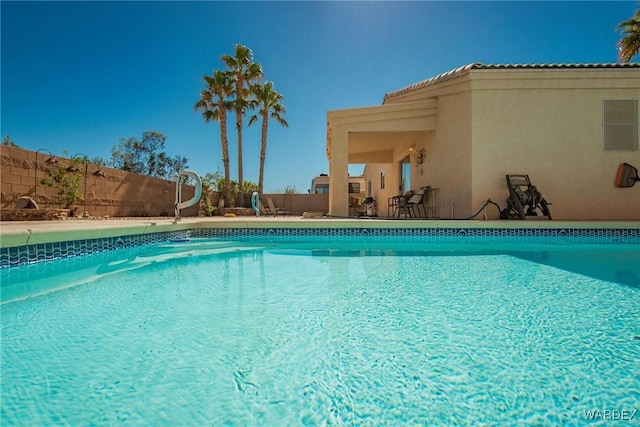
[
  {"left": 604, "top": 100, "right": 638, "bottom": 151},
  {"left": 315, "top": 184, "right": 329, "bottom": 194},
  {"left": 348, "top": 183, "right": 360, "bottom": 194},
  {"left": 380, "top": 171, "right": 385, "bottom": 190}
]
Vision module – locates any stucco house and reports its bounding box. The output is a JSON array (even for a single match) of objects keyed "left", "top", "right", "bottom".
[{"left": 325, "top": 63, "right": 640, "bottom": 220}]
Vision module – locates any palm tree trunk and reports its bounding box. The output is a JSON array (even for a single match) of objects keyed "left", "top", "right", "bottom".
[
  {"left": 236, "top": 111, "right": 244, "bottom": 207},
  {"left": 258, "top": 110, "right": 269, "bottom": 196},
  {"left": 221, "top": 114, "right": 231, "bottom": 206}
]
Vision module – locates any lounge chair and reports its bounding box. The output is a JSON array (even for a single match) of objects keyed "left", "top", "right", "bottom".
[
  {"left": 258, "top": 200, "right": 271, "bottom": 216},
  {"left": 267, "top": 198, "right": 287, "bottom": 216}
]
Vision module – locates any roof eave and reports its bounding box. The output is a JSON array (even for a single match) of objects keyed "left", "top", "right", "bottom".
[{"left": 383, "top": 62, "right": 640, "bottom": 103}]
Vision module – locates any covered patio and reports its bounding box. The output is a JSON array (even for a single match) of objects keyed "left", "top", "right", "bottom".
[{"left": 326, "top": 100, "right": 438, "bottom": 217}]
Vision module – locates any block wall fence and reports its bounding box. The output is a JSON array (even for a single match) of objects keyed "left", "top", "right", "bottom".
[{"left": 1, "top": 146, "right": 328, "bottom": 218}]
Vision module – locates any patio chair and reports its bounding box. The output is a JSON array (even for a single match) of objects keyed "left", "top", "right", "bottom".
[
  {"left": 405, "top": 189, "right": 427, "bottom": 218},
  {"left": 421, "top": 186, "right": 438, "bottom": 218},
  {"left": 267, "top": 198, "right": 287, "bottom": 216},
  {"left": 395, "top": 195, "right": 411, "bottom": 218}
]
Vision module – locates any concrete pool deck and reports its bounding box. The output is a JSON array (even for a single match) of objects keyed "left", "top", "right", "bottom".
[{"left": 1, "top": 216, "right": 639, "bottom": 248}]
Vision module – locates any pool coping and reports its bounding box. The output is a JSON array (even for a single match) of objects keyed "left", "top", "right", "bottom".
[
  {"left": 1, "top": 217, "right": 639, "bottom": 268},
  {"left": 2, "top": 217, "right": 639, "bottom": 248}
]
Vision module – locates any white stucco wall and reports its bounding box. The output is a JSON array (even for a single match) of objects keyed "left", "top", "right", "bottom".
[
  {"left": 342, "top": 65, "right": 640, "bottom": 220},
  {"left": 471, "top": 69, "right": 640, "bottom": 220},
  {"left": 381, "top": 77, "right": 474, "bottom": 218},
  {"left": 426, "top": 91, "right": 473, "bottom": 218}
]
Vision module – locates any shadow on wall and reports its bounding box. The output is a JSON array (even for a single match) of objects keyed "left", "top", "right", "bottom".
[
  {"left": 1, "top": 146, "right": 328, "bottom": 217},
  {"left": 112, "top": 172, "right": 196, "bottom": 217},
  {"left": 0, "top": 146, "right": 198, "bottom": 218}
]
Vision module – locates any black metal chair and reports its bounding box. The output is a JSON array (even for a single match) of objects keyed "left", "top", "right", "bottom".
[{"left": 405, "top": 191, "right": 425, "bottom": 218}]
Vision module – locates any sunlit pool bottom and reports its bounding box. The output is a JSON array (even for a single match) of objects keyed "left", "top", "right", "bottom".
[{"left": 1, "top": 234, "right": 639, "bottom": 425}]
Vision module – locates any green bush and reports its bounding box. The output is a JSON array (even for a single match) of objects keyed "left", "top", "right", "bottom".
[{"left": 40, "top": 163, "right": 84, "bottom": 214}]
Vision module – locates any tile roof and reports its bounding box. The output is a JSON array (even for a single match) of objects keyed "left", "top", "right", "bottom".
[{"left": 383, "top": 62, "right": 640, "bottom": 101}]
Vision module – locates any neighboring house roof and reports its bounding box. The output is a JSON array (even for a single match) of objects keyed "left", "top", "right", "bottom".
[{"left": 383, "top": 62, "right": 640, "bottom": 102}]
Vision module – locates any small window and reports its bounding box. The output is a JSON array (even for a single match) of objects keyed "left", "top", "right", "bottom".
[
  {"left": 348, "top": 183, "right": 360, "bottom": 194},
  {"left": 604, "top": 100, "right": 638, "bottom": 151},
  {"left": 380, "top": 171, "right": 385, "bottom": 190},
  {"left": 315, "top": 184, "right": 329, "bottom": 194}
]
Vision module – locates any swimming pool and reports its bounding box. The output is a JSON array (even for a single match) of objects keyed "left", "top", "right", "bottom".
[{"left": 1, "top": 228, "right": 639, "bottom": 425}]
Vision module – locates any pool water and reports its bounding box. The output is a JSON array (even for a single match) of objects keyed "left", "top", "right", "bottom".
[{"left": 1, "top": 239, "right": 639, "bottom": 425}]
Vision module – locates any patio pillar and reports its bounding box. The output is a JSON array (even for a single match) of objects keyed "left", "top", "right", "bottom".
[{"left": 328, "top": 126, "right": 349, "bottom": 217}]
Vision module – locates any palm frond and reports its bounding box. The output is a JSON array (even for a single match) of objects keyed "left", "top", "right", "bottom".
[{"left": 616, "top": 8, "right": 640, "bottom": 62}]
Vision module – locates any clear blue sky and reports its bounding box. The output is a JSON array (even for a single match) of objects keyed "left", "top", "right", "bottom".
[{"left": 1, "top": 1, "right": 636, "bottom": 193}]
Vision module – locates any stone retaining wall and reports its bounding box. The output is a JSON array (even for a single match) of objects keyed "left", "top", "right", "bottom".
[{"left": 1, "top": 208, "right": 70, "bottom": 221}]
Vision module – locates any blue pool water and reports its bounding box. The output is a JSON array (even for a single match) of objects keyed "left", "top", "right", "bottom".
[{"left": 1, "top": 236, "right": 639, "bottom": 425}]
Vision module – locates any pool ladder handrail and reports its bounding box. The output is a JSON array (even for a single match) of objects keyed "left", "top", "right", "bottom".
[{"left": 175, "top": 170, "right": 202, "bottom": 220}]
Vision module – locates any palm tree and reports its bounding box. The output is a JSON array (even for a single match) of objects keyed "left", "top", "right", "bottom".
[
  {"left": 221, "top": 44, "right": 263, "bottom": 207},
  {"left": 248, "top": 81, "right": 288, "bottom": 197},
  {"left": 194, "top": 70, "right": 233, "bottom": 206},
  {"left": 617, "top": 7, "right": 640, "bottom": 63}
]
